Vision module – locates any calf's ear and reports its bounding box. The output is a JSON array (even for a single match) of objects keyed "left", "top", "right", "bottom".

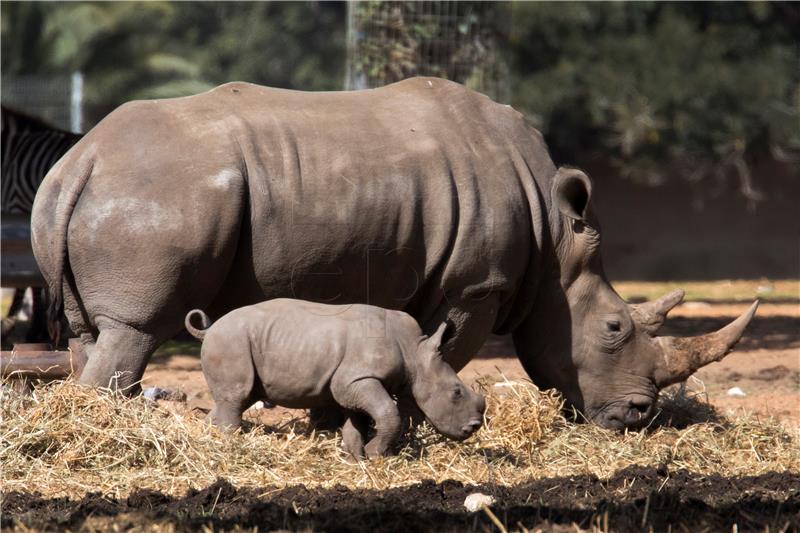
[
  {"left": 552, "top": 167, "right": 593, "bottom": 221},
  {"left": 427, "top": 322, "right": 449, "bottom": 351}
]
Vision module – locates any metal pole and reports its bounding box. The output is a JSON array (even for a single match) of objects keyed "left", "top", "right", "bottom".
[
  {"left": 345, "top": 2, "right": 356, "bottom": 90},
  {"left": 70, "top": 71, "right": 83, "bottom": 134}
]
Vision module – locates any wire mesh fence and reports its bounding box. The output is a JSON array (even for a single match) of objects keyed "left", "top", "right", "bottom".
[
  {"left": 346, "top": 1, "right": 510, "bottom": 102},
  {"left": 1, "top": 73, "right": 83, "bottom": 133}
]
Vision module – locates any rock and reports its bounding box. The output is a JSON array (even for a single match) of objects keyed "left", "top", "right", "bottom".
[
  {"left": 727, "top": 386, "right": 746, "bottom": 397},
  {"left": 246, "top": 400, "right": 275, "bottom": 410},
  {"left": 464, "top": 492, "right": 495, "bottom": 512},
  {"left": 143, "top": 387, "right": 187, "bottom": 402},
  {"left": 756, "top": 284, "right": 774, "bottom": 295}
]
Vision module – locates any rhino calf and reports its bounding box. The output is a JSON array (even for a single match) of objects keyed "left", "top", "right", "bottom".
[{"left": 185, "top": 299, "right": 485, "bottom": 458}]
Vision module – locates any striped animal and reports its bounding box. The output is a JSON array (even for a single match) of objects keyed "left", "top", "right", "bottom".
[
  {"left": 2, "top": 106, "right": 82, "bottom": 214},
  {"left": 1, "top": 106, "right": 82, "bottom": 343}
]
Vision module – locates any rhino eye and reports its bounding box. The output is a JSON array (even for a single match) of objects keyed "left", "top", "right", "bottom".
[
  {"left": 607, "top": 320, "right": 622, "bottom": 333},
  {"left": 451, "top": 386, "right": 463, "bottom": 400}
]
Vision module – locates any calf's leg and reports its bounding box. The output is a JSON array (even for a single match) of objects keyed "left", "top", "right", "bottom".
[
  {"left": 333, "top": 378, "right": 401, "bottom": 458},
  {"left": 341, "top": 411, "right": 370, "bottom": 459},
  {"left": 201, "top": 336, "right": 256, "bottom": 431}
]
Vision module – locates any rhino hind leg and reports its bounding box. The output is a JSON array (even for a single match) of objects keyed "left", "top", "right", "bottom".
[
  {"left": 207, "top": 400, "right": 245, "bottom": 430},
  {"left": 77, "top": 327, "right": 161, "bottom": 394}
]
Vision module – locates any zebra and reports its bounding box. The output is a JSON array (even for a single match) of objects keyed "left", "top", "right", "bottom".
[
  {"left": 2, "top": 106, "right": 83, "bottom": 213},
  {"left": 1, "top": 106, "right": 83, "bottom": 344}
]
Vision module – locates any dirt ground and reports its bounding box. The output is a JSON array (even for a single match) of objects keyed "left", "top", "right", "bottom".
[
  {"left": 142, "top": 301, "right": 800, "bottom": 430},
  {"left": 4, "top": 467, "right": 798, "bottom": 532}
]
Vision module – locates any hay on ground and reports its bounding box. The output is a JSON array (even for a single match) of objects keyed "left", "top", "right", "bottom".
[{"left": 1, "top": 377, "right": 797, "bottom": 499}]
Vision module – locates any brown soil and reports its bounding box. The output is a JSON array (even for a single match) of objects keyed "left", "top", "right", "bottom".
[
  {"left": 143, "top": 302, "right": 800, "bottom": 429},
  {"left": 3, "top": 467, "right": 798, "bottom": 532}
]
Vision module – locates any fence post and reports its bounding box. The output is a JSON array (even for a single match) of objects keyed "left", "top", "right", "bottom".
[{"left": 70, "top": 71, "right": 83, "bottom": 134}]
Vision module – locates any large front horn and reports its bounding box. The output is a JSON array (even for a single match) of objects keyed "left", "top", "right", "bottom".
[
  {"left": 654, "top": 300, "right": 759, "bottom": 387},
  {"left": 630, "top": 289, "right": 685, "bottom": 335}
]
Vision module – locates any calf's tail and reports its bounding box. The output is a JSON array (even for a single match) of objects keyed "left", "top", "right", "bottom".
[{"left": 185, "top": 309, "right": 212, "bottom": 340}]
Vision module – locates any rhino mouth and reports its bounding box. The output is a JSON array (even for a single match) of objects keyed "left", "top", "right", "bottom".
[
  {"left": 592, "top": 394, "right": 657, "bottom": 430},
  {"left": 427, "top": 416, "right": 483, "bottom": 441}
]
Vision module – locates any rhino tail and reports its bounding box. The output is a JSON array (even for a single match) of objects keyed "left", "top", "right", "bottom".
[
  {"left": 185, "top": 309, "right": 212, "bottom": 340},
  {"left": 45, "top": 153, "right": 95, "bottom": 347}
]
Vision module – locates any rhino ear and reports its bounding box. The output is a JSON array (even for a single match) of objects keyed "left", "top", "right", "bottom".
[
  {"left": 426, "top": 321, "right": 449, "bottom": 351},
  {"left": 552, "top": 167, "right": 593, "bottom": 221}
]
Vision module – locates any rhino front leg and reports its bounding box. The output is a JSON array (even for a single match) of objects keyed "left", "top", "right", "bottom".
[
  {"left": 424, "top": 297, "right": 501, "bottom": 372},
  {"left": 333, "top": 378, "right": 401, "bottom": 458},
  {"left": 397, "top": 393, "right": 424, "bottom": 434},
  {"left": 308, "top": 406, "right": 345, "bottom": 431},
  {"left": 341, "top": 411, "right": 370, "bottom": 459}
]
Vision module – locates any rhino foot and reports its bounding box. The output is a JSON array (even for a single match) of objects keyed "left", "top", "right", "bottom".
[{"left": 341, "top": 413, "right": 370, "bottom": 461}]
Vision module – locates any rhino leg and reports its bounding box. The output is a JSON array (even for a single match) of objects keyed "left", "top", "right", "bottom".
[
  {"left": 333, "top": 378, "right": 400, "bottom": 459},
  {"left": 341, "top": 411, "right": 370, "bottom": 459},
  {"left": 424, "top": 297, "right": 501, "bottom": 372},
  {"left": 201, "top": 335, "right": 256, "bottom": 431},
  {"left": 308, "top": 406, "right": 346, "bottom": 431},
  {"left": 78, "top": 327, "right": 160, "bottom": 393},
  {"left": 397, "top": 393, "right": 424, "bottom": 434},
  {"left": 207, "top": 401, "right": 245, "bottom": 430}
]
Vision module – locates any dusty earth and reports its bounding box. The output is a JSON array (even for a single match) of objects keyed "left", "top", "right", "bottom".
[
  {"left": 141, "top": 301, "right": 800, "bottom": 430},
  {"left": 4, "top": 467, "right": 798, "bottom": 532}
]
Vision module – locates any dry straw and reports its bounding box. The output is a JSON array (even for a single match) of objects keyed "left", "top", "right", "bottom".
[{"left": 1, "top": 377, "right": 797, "bottom": 499}]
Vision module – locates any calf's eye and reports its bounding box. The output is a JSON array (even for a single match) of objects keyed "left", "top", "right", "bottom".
[{"left": 607, "top": 320, "right": 621, "bottom": 332}]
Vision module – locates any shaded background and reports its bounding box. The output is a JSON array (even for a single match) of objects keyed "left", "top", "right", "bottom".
[{"left": 3, "top": 1, "right": 798, "bottom": 280}]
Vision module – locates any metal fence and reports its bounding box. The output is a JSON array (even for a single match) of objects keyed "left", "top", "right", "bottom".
[
  {"left": 346, "top": 1, "right": 510, "bottom": 102},
  {"left": 1, "top": 73, "right": 83, "bottom": 133},
  {"left": 1, "top": 73, "right": 83, "bottom": 288}
]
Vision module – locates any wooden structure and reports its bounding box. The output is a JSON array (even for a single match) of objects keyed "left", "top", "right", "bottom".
[{"left": 0, "top": 338, "right": 86, "bottom": 381}]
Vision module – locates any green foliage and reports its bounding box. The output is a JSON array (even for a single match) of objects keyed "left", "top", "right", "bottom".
[
  {"left": 2, "top": 2, "right": 796, "bottom": 195},
  {"left": 349, "top": 1, "right": 509, "bottom": 100},
  {"left": 509, "top": 3, "right": 800, "bottom": 196},
  {"left": 2, "top": 2, "right": 345, "bottom": 122}
]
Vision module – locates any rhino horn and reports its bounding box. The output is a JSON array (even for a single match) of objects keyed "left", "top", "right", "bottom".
[
  {"left": 654, "top": 300, "right": 759, "bottom": 387},
  {"left": 630, "top": 289, "right": 685, "bottom": 334}
]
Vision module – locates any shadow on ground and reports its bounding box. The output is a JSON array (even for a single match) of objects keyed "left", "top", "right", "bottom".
[{"left": 3, "top": 467, "right": 797, "bottom": 532}]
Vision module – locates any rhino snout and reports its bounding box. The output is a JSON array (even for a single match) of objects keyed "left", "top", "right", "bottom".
[
  {"left": 461, "top": 418, "right": 483, "bottom": 436},
  {"left": 596, "top": 394, "right": 656, "bottom": 430}
]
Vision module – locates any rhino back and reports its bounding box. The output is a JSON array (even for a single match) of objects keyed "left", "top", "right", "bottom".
[
  {"left": 221, "top": 299, "right": 405, "bottom": 407},
  {"left": 43, "top": 78, "right": 555, "bottom": 334},
  {"left": 58, "top": 98, "right": 248, "bottom": 328},
  {"left": 207, "top": 78, "right": 556, "bottom": 328}
]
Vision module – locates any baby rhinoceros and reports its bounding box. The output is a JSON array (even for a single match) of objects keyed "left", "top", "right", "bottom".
[{"left": 185, "top": 299, "right": 485, "bottom": 459}]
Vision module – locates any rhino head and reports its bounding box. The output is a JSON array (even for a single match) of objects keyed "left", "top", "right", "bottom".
[
  {"left": 411, "top": 322, "right": 486, "bottom": 440},
  {"left": 513, "top": 167, "right": 758, "bottom": 430}
]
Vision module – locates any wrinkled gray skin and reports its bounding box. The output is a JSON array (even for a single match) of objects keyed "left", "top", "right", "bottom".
[
  {"left": 31, "top": 77, "right": 757, "bottom": 430},
  {"left": 185, "top": 299, "right": 485, "bottom": 458}
]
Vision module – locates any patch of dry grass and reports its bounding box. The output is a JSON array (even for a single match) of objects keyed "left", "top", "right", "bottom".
[
  {"left": 612, "top": 279, "right": 799, "bottom": 302},
  {"left": 1, "top": 378, "right": 797, "bottom": 499}
]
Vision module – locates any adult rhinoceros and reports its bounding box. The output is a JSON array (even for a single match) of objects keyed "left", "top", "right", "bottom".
[{"left": 31, "top": 78, "right": 756, "bottom": 429}]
